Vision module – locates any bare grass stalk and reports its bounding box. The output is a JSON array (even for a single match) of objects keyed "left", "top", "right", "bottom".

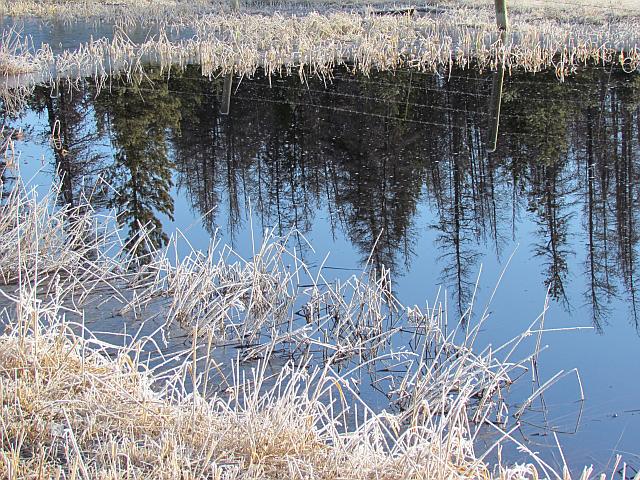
[{"left": 0, "top": 29, "right": 38, "bottom": 76}]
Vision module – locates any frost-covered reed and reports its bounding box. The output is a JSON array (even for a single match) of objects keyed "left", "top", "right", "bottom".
[{"left": 2, "top": 0, "right": 639, "bottom": 22}]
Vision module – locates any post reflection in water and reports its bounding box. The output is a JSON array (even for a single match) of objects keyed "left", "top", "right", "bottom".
[
  {"left": 487, "top": 30, "right": 507, "bottom": 153},
  {"left": 28, "top": 65, "right": 640, "bottom": 330},
  {"left": 221, "top": 74, "right": 233, "bottom": 115}
]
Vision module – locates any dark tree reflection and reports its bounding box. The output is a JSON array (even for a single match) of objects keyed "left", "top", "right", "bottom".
[
  {"left": 165, "top": 66, "right": 640, "bottom": 327},
  {"left": 29, "top": 65, "right": 640, "bottom": 330},
  {"left": 612, "top": 76, "right": 640, "bottom": 328},
  {"left": 94, "top": 70, "right": 180, "bottom": 257},
  {"left": 31, "top": 84, "right": 106, "bottom": 206}
]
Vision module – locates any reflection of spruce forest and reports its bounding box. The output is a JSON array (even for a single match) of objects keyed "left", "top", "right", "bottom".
[{"left": 15, "top": 65, "right": 640, "bottom": 329}]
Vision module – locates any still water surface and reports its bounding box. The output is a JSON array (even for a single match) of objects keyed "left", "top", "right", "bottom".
[{"left": 5, "top": 65, "right": 640, "bottom": 471}]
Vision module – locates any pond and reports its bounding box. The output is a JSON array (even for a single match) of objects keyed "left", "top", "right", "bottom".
[{"left": 4, "top": 64, "right": 640, "bottom": 472}]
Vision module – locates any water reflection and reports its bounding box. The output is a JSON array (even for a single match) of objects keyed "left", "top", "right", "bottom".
[
  {"left": 486, "top": 30, "right": 507, "bottom": 153},
  {"left": 17, "top": 65, "right": 640, "bottom": 328},
  {"left": 30, "top": 84, "right": 105, "bottom": 205},
  {"left": 94, "top": 70, "right": 180, "bottom": 256}
]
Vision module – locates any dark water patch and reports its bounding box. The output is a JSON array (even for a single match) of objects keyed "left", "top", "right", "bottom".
[{"left": 3, "top": 64, "right": 640, "bottom": 471}]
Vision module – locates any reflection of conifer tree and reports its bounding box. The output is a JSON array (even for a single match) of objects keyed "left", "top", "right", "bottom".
[
  {"left": 138, "top": 66, "right": 640, "bottom": 332},
  {"left": 169, "top": 67, "right": 224, "bottom": 235},
  {"left": 593, "top": 78, "right": 616, "bottom": 303},
  {"left": 255, "top": 101, "right": 314, "bottom": 236},
  {"left": 583, "top": 105, "right": 615, "bottom": 331},
  {"left": 29, "top": 84, "right": 106, "bottom": 259},
  {"left": 329, "top": 71, "right": 424, "bottom": 273},
  {"left": 170, "top": 69, "right": 260, "bottom": 238},
  {"left": 221, "top": 111, "right": 243, "bottom": 237},
  {"left": 434, "top": 135, "right": 479, "bottom": 315},
  {"left": 169, "top": 71, "right": 322, "bottom": 244},
  {"left": 530, "top": 159, "right": 574, "bottom": 304},
  {"left": 31, "top": 85, "right": 105, "bottom": 206},
  {"left": 46, "top": 90, "right": 79, "bottom": 206},
  {"left": 335, "top": 140, "right": 413, "bottom": 272},
  {"left": 94, "top": 71, "right": 180, "bottom": 256},
  {"left": 612, "top": 79, "right": 640, "bottom": 326},
  {"left": 574, "top": 70, "right": 622, "bottom": 330},
  {"left": 429, "top": 79, "right": 487, "bottom": 316},
  {"left": 499, "top": 76, "right": 575, "bottom": 304}
]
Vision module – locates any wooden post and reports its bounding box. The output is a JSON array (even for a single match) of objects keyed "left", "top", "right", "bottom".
[
  {"left": 230, "top": 0, "right": 239, "bottom": 11},
  {"left": 495, "top": 0, "right": 508, "bottom": 31},
  {"left": 221, "top": 74, "right": 232, "bottom": 115}
]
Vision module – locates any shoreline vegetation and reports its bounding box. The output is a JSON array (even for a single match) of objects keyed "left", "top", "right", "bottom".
[
  {"left": 0, "top": 0, "right": 639, "bottom": 92},
  {"left": 1, "top": 0, "right": 639, "bottom": 20},
  {"left": 0, "top": 162, "right": 594, "bottom": 478}
]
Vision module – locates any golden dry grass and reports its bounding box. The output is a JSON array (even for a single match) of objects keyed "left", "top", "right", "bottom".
[{"left": 0, "top": 267, "right": 514, "bottom": 480}]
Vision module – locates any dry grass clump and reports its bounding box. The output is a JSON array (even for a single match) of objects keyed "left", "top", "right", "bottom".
[
  {"left": 0, "top": 176, "right": 127, "bottom": 307},
  {"left": 434, "top": 0, "right": 640, "bottom": 22},
  {"left": 0, "top": 29, "right": 38, "bottom": 77},
  {"left": 117, "top": 230, "right": 527, "bottom": 424},
  {"left": 0, "top": 298, "right": 505, "bottom": 479},
  {"left": 187, "top": 10, "right": 640, "bottom": 78},
  {"left": 0, "top": 183, "right": 91, "bottom": 284},
  {"left": 0, "top": 0, "right": 221, "bottom": 21},
  {"left": 0, "top": 234, "right": 513, "bottom": 478},
  {"left": 2, "top": 0, "right": 639, "bottom": 22},
  {"left": 122, "top": 230, "right": 299, "bottom": 342}
]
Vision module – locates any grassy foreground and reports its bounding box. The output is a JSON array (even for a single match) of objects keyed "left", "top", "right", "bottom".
[
  {"left": 0, "top": 158, "right": 607, "bottom": 478},
  {"left": 0, "top": 306, "right": 500, "bottom": 479}
]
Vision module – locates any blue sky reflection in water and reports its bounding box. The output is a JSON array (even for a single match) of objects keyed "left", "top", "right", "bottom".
[{"left": 5, "top": 65, "right": 640, "bottom": 471}]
